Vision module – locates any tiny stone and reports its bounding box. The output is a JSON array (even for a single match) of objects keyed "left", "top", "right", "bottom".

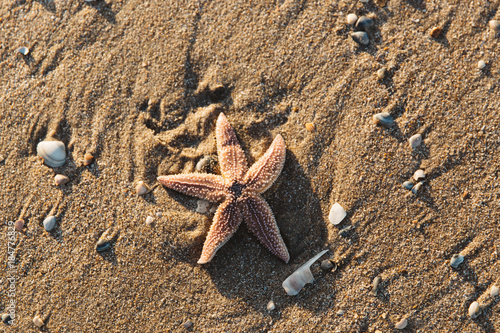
[
  {"left": 54, "top": 174, "right": 70, "bottom": 186},
  {"left": 490, "top": 285, "right": 499, "bottom": 297},
  {"left": 320, "top": 259, "right": 334, "bottom": 271},
  {"left": 266, "top": 300, "right": 276, "bottom": 311},
  {"left": 15, "top": 219, "right": 25, "bottom": 231},
  {"left": 355, "top": 16, "right": 374, "bottom": 31},
  {"left": 351, "top": 31, "right": 370, "bottom": 46},
  {"left": 347, "top": 13, "right": 358, "bottom": 25},
  {"left": 195, "top": 155, "right": 217, "bottom": 173},
  {"left": 146, "top": 216, "right": 154, "bottom": 226},
  {"left": 489, "top": 20, "right": 500, "bottom": 32},
  {"left": 413, "top": 169, "right": 425, "bottom": 181},
  {"left": 83, "top": 153, "right": 94, "bottom": 166},
  {"left": 360, "top": 0, "right": 368, "bottom": 2},
  {"left": 372, "top": 112, "right": 394, "bottom": 127},
  {"left": 156, "top": 211, "right": 162, "bottom": 218},
  {"left": 337, "top": 309, "right": 345, "bottom": 316},
  {"left": 395, "top": 318, "right": 408, "bottom": 329},
  {"left": 477, "top": 60, "right": 486, "bottom": 70},
  {"left": 43, "top": 215, "right": 56, "bottom": 231},
  {"left": 182, "top": 319, "right": 193, "bottom": 329},
  {"left": 374, "top": 0, "right": 386, "bottom": 6},
  {"left": 2, "top": 313, "right": 11, "bottom": 324},
  {"left": 33, "top": 316, "right": 44, "bottom": 327},
  {"left": 136, "top": 181, "right": 149, "bottom": 195},
  {"left": 411, "top": 182, "right": 423, "bottom": 195},
  {"left": 468, "top": 301, "right": 481, "bottom": 318},
  {"left": 305, "top": 122, "right": 315, "bottom": 132},
  {"left": 196, "top": 200, "right": 210, "bottom": 214},
  {"left": 450, "top": 254, "right": 464, "bottom": 268},
  {"left": 429, "top": 26, "right": 443, "bottom": 38},
  {"left": 376, "top": 68, "right": 387, "bottom": 79},
  {"left": 409, "top": 134, "right": 422, "bottom": 148},
  {"left": 402, "top": 181, "right": 414, "bottom": 191},
  {"left": 329, "top": 203, "right": 347, "bottom": 225}
]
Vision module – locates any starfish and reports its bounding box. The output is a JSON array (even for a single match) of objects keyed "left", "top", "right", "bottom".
[{"left": 158, "top": 113, "right": 289, "bottom": 264}]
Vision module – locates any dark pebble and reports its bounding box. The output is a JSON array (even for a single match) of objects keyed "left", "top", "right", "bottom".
[
  {"left": 320, "top": 259, "right": 337, "bottom": 271},
  {"left": 2, "top": 314, "right": 12, "bottom": 324},
  {"left": 351, "top": 31, "right": 370, "bottom": 46},
  {"left": 355, "top": 16, "right": 374, "bottom": 31},
  {"left": 96, "top": 239, "right": 112, "bottom": 252}
]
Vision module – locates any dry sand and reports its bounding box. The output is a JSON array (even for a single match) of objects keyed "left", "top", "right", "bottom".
[{"left": 1, "top": 0, "right": 500, "bottom": 332}]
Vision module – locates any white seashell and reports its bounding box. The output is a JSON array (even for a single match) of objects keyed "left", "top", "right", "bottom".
[
  {"left": 37, "top": 140, "right": 66, "bottom": 167},
  {"left": 409, "top": 134, "right": 422, "bottom": 148},
  {"left": 413, "top": 169, "right": 425, "bottom": 181},
  {"left": 411, "top": 182, "right": 423, "bottom": 195},
  {"left": 329, "top": 203, "right": 346, "bottom": 225},
  {"left": 33, "top": 315, "right": 44, "bottom": 327},
  {"left": 347, "top": 13, "right": 358, "bottom": 25},
  {"left": 468, "top": 301, "right": 481, "bottom": 318},
  {"left": 450, "top": 254, "right": 464, "bottom": 268},
  {"left": 266, "top": 300, "right": 276, "bottom": 311},
  {"left": 17, "top": 46, "right": 30, "bottom": 55},
  {"left": 146, "top": 216, "right": 154, "bottom": 226},
  {"left": 43, "top": 215, "right": 56, "bottom": 231},
  {"left": 136, "top": 181, "right": 149, "bottom": 195},
  {"left": 477, "top": 60, "right": 486, "bottom": 70},
  {"left": 54, "top": 174, "right": 69, "bottom": 186},
  {"left": 282, "top": 249, "right": 328, "bottom": 296},
  {"left": 395, "top": 318, "right": 408, "bottom": 329}
]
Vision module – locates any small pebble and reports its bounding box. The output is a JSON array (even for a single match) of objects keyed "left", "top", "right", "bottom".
[
  {"left": 347, "top": 13, "right": 358, "bottom": 25},
  {"left": 136, "top": 181, "right": 149, "bottom": 195},
  {"left": 16, "top": 46, "right": 29, "bottom": 55},
  {"left": 33, "top": 316, "right": 44, "bottom": 327},
  {"left": 156, "top": 211, "right": 162, "bottom": 218},
  {"left": 402, "top": 181, "right": 414, "bottom": 191},
  {"left": 43, "top": 215, "right": 56, "bottom": 231},
  {"left": 450, "top": 254, "right": 464, "bottom": 268},
  {"left": 305, "top": 122, "right": 315, "bottom": 132},
  {"left": 376, "top": 68, "right": 387, "bottom": 80},
  {"left": 15, "top": 219, "right": 25, "bottom": 231},
  {"left": 195, "top": 155, "right": 217, "bottom": 173},
  {"left": 182, "top": 319, "right": 193, "bottom": 329},
  {"left": 490, "top": 285, "right": 499, "bottom": 297},
  {"left": 489, "top": 20, "right": 500, "bottom": 32},
  {"left": 337, "top": 309, "right": 345, "bottom": 316},
  {"left": 374, "top": 0, "right": 386, "bottom": 6},
  {"left": 429, "top": 27, "right": 443, "bottom": 38},
  {"left": 372, "top": 112, "right": 394, "bottom": 127},
  {"left": 329, "top": 203, "right": 346, "bottom": 225},
  {"left": 338, "top": 225, "right": 354, "bottom": 237},
  {"left": 350, "top": 31, "right": 370, "bottom": 46},
  {"left": 360, "top": 0, "right": 369, "bottom": 3},
  {"left": 477, "top": 60, "right": 486, "bottom": 70},
  {"left": 413, "top": 169, "right": 425, "bottom": 181},
  {"left": 409, "top": 134, "right": 422, "bottom": 148},
  {"left": 83, "top": 153, "right": 94, "bottom": 166},
  {"left": 468, "top": 301, "right": 481, "bottom": 318},
  {"left": 54, "top": 174, "right": 70, "bottom": 186},
  {"left": 146, "top": 216, "right": 154, "bottom": 226},
  {"left": 395, "top": 318, "right": 408, "bottom": 329},
  {"left": 2, "top": 313, "right": 11, "bottom": 324},
  {"left": 320, "top": 259, "right": 334, "bottom": 271},
  {"left": 411, "top": 182, "right": 423, "bottom": 195},
  {"left": 196, "top": 200, "right": 210, "bottom": 214},
  {"left": 266, "top": 300, "right": 276, "bottom": 311},
  {"left": 371, "top": 276, "right": 381, "bottom": 296},
  {"left": 355, "top": 16, "right": 374, "bottom": 31}
]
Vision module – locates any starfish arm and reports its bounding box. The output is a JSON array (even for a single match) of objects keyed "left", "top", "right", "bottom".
[
  {"left": 157, "top": 174, "right": 227, "bottom": 202},
  {"left": 216, "top": 113, "right": 248, "bottom": 181},
  {"left": 241, "top": 194, "right": 289, "bottom": 263},
  {"left": 243, "top": 134, "right": 286, "bottom": 193},
  {"left": 198, "top": 199, "right": 243, "bottom": 264}
]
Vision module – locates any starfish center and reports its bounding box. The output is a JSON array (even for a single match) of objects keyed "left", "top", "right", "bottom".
[{"left": 229, "top": 181, "right": 246, "bottom": 198}]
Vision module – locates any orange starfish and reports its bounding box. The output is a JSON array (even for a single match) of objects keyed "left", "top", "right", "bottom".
[{"left": 158, "top": 113, "right": 289, "bottom": 264}]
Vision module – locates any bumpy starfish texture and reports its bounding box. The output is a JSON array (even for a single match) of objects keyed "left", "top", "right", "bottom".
[{"left": 158, "top": 113, "right": 289, "bottom": 264}]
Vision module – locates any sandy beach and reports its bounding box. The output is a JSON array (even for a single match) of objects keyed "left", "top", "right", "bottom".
[{"left": 1, "top": 0, "right": 499, "bottom": 331}]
